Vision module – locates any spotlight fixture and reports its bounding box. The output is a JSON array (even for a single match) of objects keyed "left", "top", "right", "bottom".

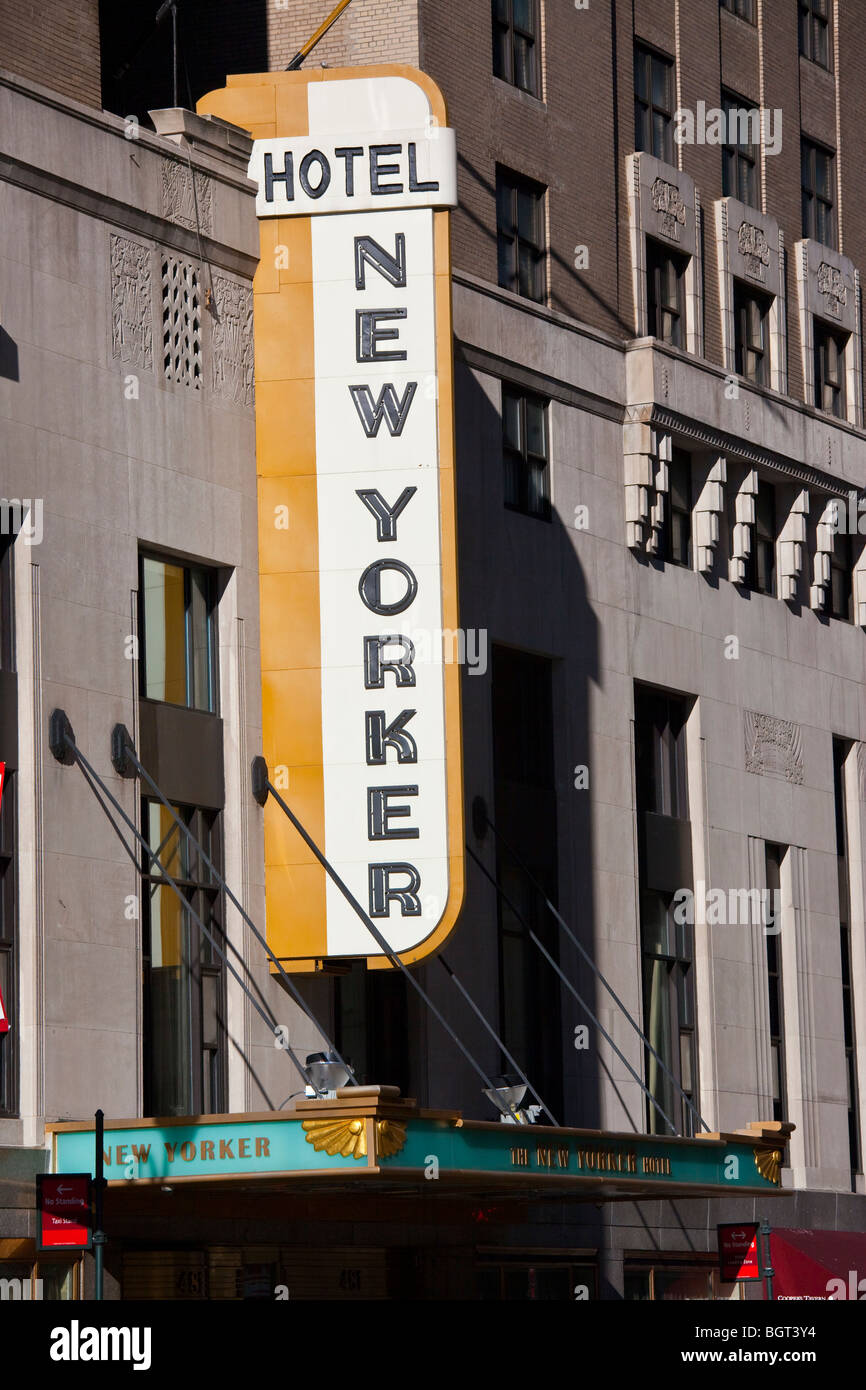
[
  {"left": 483, "top": 1073, "right": 535, "bottom": 1124},
  {"left": 305, "top": 1051, "right": 351, "bottom": 1098}
]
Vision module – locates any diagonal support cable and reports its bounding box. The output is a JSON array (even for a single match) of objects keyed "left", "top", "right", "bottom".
[
  {"left": 466, "top": 844, "right": 680, "bottom": 1137},
  {"left": 49, "top": 712, "right": 323, "bottom": 1098},
  {"left": 438, "top": 956, "right": 559, "bottom": 1126},
  {"left": 477, "top": 808, "right": 710, "bottom": 1135},
  {"left": 257, "top": 761, "right": 523, "bottom": 1122},
  {"left": 112, "top": 725, "right": 355, "bottom": 1086}
]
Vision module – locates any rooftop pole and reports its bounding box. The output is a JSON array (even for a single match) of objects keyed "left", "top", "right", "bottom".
[{"left": 285, "top": 0, "right": 355, "bottom": 71}]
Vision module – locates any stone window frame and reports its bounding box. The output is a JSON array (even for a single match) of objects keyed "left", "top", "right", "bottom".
[
  {"left": 627, "top": 153, "right": 703, "bottom": 358},
  {"left": 795, "top": 239, "right": 863, "bottom": 430},
  {"left": 715, "top": 199, "right": 787, "bottom": 396}
]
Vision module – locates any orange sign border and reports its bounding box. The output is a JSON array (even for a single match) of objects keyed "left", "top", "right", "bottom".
[{"left": 199, "top": 67, "right": 465, "bottom": 972}]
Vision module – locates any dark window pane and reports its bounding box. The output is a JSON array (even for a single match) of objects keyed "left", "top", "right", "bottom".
[
  {"left": 140, "top": 554, "right": 217, "bottom": 713},
  {"left": 502, "top": 387, "right": 550, "bottom": 520},
  {"left": 635, "top": 45, "right": 673, "bottom": 161},
  {"left": 496, "top": 168, "right": 545, "bottom": 302}
]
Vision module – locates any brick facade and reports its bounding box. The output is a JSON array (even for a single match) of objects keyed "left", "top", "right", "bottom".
[
  {"left": 267, "top": 0, "right": 419, "bottom": 72},
  {"left": 0, "top": 0, "right": 101, "bottom": 108}
]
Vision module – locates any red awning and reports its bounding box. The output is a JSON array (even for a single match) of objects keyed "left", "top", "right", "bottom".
[{"left": 771, "top": 1228, "right": 866, "bottom": 1300}]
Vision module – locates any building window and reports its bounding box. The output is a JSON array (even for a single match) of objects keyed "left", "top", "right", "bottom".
[
  {"left": 496, "top": 168, "right": 546, "bottom": 303},
  {"left": 478, "top": 1253, "right": 598, "bottom": 1300},
  {"left": 625, "top": 1259, "right": 740, "bottom": 1300},
  {"left": 799, "top": 0, "right": 829, "bottom": 68},
  {"left": 634, "top": 686, "right": 689, "bottom": 821},
  {"left": 646, "top": 238, "right": 686, "bottom": 347},
  {"left": 829, "top": 532, "right": 854, "bottom": 622},
  {"left": 502, "top": 386, "right": 550, "bottom": 520},
  {"left": 765, "top": 843, "right": 787, "bottom": 1124},
  {"left": 634, "top": 45, "right": 674, "bottom": 164},
  {"left": 139, "top": 554, "right": 217, "bottom": 713},
  {"left": 720, "top": 0, "right": 755, "bottom": 21},
  {"left": 664, "top": 450, "right": 692, "bottom": 568},
  {"left": 640, "top": 891, "right": 698, "bottom": 1136},
  {"left": 801, "top": 140, "right": 835, "bottom": 246},
  {"left": 0, "top": 772, "right": 17, "bottom": 1117},
  {"left": 141, "top": 800, "right": 226, "bottom": 1118},
  {"left": 734, "top": 282, "right": 770, "bottom": 386},
  {"left": 814, "top": 322, "right": 847, "bottom": 418},
  {"left": 833, "top": 739, "right": 861, "bottom": 1181},
  {"left": 722, "top": 92, "right": 759, "bottom": 205},
  {"left": 492, "top": 0, "right": 539, "bottom": 96},
  {"left": 492, "top": 647, "right": 562, "bottom": 1124}
]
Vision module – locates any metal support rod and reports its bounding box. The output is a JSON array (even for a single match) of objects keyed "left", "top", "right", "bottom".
[
  {"left": 466, "top": 844, "right": 680, "bottom": 1137},
  {"left": 171, "top": 1, "right": 178, "bottom": 109},
  {"left": 285, "top": 0, "right": 354, "bottom": 70},
  {"left": 116, "top": 730, "right": 353, "bottom": 1083},
  {"left": 64, "top": 734, "right": 319, "bottom": 1098},
  {"left": 438, "top": 956, "right": 559, "bottom": 1126},
  {"left": 263, "top": 774, "right": 518, "bottom": 1121},
  {"left": 480, "top": 812, "right": 710, "bottom": 1134},
  {"left": 93, "top": 1109, "right": 106, "bottom": 1302},
  {"left": 760, "top": 1217, "right": 775, "bottom": 1302}
]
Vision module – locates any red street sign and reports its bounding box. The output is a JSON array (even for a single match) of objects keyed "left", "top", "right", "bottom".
[
  {"left": 718, "top": 1222, "right": 762, "bottom": 1281},
  {"left": 37, "top": 1173, "right": 92, "bottom": 1251}
]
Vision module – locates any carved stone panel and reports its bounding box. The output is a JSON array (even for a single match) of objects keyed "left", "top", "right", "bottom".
[
  {"left": 162, "top": 157, "right": 213, "bottom": 235},
  {"left": 110, "top": 234, "right": 153, "bottom": 370},
  {"left": 628, "top": 152, "right": 698, "bottom": 258},
  {"left": 796, "top": 238, "right": 856, "bottom": 333},
  {"left": 211, "top": 275, "right": 254, "bottom": 407},
  {"left": 744, "top": 711, "right": 804, "bottom": 784}
]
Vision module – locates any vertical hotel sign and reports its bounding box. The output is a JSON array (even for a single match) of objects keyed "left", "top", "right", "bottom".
[{"left": 199, "top": 69, "right": 463, "bottom": 969}]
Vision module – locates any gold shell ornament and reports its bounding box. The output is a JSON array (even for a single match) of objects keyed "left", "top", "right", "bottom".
[
  {"left": 302, "top": 1117, "right": 367, "bottom": 1159},
  {"left": 754, "top": 1149, "right": 782, "bottom": 1185},
  {"left": 376, "top": 1120, "right": 407, "bottom": 1157}
]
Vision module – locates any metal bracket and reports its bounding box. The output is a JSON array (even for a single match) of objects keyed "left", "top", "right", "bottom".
[
  {"left": 251, "top": 755, "right": 269, "bottom": 807},
  {"left": 111, "top": 724, "right": 137, "bottom": 779},
  {"left": 49, "top": 709, "right": 76, "bottom": 765},
  {"left": 472, "top": 795, "right": 488, "bottom": 841}
]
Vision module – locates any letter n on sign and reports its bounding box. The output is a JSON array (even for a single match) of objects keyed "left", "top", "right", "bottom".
[{"left": 198, "top": 69, "right": 463, "bottom": 970}]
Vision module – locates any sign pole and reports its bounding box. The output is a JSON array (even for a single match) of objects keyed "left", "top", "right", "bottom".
[
  {"left": 760, "top": 1217, "right": 775, "bottom": 1302},
  {"left": 93, "top": 1108, "right": 106, "bottom": 1301}
]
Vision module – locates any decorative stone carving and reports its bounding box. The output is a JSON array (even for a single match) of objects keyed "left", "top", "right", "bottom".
[
  {"left": 794, "top": 239, "right": 860, "bottom": 424},
  {"left": 651, "top": 177, "right": 686, "bottom": 242},
  {"left": 110, "top": 234, "right": 153, "bottom": 369},
  {"left": 778, "top": 487, "right": 809, "bottom": 602},
  {"left": 627, "top": 154, "right": 700, "bottom": 349},
  {"left": 693, "top": 455, "right": 726, "bottom": 574},
  {"left": 715, "top": 201, "right": 784, "bottom": 387},
  {"left": 738, "top": 221, "right": 771, "bottom": 282},
  {"left": 211, "top": 275, "right": 254, "bottom": 406},
  {"left": 161, "top": 255, "right": 202, "bottom": 389},
  {"left": 729, "top": 468, "right": 759, "bottom": 585},
  {"left": 817, "top": 260, "right": 847, "bottom": 317},
  {"left": 162, "top": 157, "right": 213, "bottom": 235},
  {"left": 623, "top": 420, "right": 670, "bottom": 552},
  {"left": 809, "top": 500, "right": 836, "bottom": 610},
  {"left": 745, "top": 711, "right": 804, "bottom": 784}
]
